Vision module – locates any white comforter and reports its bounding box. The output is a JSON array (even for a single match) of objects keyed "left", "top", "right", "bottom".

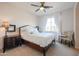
[{"left": 21, "top": 32, "right": 55, "bottom": 47}]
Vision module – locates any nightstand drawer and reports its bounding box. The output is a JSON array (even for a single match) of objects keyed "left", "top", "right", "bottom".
[{"left": 4, "top": 36, "right": 22, "bottom": 50}]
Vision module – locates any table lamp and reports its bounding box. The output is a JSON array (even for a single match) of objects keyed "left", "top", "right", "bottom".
[{"left": 2, "top": 20, "right": 10, "bottom": 36}]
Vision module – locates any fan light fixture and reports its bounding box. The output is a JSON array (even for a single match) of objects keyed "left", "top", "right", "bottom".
[
  {"left": 40, "top": 7, "right": 44, "bottom": 11},
  {"left": 31, "top": 2, "right": 53, "bottom": 12}
]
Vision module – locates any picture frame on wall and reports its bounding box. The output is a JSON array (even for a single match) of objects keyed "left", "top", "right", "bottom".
[{"left": 7, "top": 24, "right": 16, "bottom": 32}]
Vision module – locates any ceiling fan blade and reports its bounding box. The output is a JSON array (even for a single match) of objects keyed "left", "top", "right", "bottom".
[
  {"left": 31, "top": 4, "right": 40, "bottom": 7},
  {"left": 35, "top": 9, "right": 40, "bottom": 12},
  {"left": 44, "top": 6, "right": 53, "bottom": 8}
]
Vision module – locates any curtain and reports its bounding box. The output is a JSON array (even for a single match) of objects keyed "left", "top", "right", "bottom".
[{"left": 45, "top": 16, "right": 60, "bottom": 32}]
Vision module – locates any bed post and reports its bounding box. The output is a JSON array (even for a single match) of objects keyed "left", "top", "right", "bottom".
[
  {"left": 19, "top": 25, "right": 29, "bottom": 37},
  {"left": 18, "top": 25, "right": 29, "bottom": 46},
  {"left": 3, "top": 43, "right": 5, "bottom": 53},
  {"left": 3, "top": 31, "right": 7, "bottom": 53},
  {"left": 43, "top": 48, "right": 46, "bottom": 56},
  {"left": 3, "top": 38, "right": 5, "bottom": 53}
]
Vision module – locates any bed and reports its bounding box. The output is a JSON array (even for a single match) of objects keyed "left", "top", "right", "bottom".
[{"left": 19, "top": 25, "right": 55, "bottom": 56}]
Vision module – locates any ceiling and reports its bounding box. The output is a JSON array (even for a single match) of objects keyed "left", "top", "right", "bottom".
[{"left": 0, "top": 2, "right": 75, "bottom": 16}]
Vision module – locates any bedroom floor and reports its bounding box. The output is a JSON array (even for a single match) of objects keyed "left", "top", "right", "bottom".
[{"left": 0, "top": 42, "right": 79, "bottom": 56}]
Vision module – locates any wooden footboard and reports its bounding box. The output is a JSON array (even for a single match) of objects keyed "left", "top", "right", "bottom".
[{"left": 22, "top": 39, "right": 55, "bottom": 56}]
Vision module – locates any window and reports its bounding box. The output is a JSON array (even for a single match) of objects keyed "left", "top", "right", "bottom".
[{"left": 45, "top": 17, "right": 58, "bottom": 32}]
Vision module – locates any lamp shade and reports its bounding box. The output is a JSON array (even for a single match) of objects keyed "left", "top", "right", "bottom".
[{"left": 2, "top": 20, "right": 10, "bottom": 28}]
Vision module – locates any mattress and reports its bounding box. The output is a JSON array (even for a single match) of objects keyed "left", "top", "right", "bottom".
[{"left": 21, "top": 32, "right": 55, "bottom": 47}]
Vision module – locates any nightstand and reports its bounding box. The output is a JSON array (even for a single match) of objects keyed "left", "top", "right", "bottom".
[{"left": 3, "top": 36, "right": 22, "bottom": 52}]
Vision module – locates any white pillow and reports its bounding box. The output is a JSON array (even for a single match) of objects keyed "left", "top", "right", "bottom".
[
  {"left": 21, "top": 26, "right": 39, "bottom": 34},
  {"left": 26, "top": 26, "right": 39, "bottom": 34}
]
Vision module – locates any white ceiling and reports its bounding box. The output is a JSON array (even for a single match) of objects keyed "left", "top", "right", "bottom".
[{"left": 0, "top": 2, "right": 75, "bottom": 16}]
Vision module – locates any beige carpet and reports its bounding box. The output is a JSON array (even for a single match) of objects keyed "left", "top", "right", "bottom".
[{"left": 0, "top": 42, "right": 79, "bottom": 56}]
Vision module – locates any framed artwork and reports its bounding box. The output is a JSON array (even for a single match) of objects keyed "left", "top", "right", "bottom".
[{"left": 7, "top": 24, "right": 16, "bottom": 32}]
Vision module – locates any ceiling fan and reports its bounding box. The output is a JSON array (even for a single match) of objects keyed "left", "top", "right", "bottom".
[{"left": 31, "top": 2, "right": 53, "bottom": 12}]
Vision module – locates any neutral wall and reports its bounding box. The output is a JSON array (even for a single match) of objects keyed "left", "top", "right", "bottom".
[
  {"left": 37, "top": 13, "right": 61, "bottom": 32},
  {"left": 61, "top": 8, "right": 74, "bottom": 32},
  {"left": 0, "top": 3, "right": 38, "bottom": 28},
  {"left": 38, "top": 8, "right": 74, "bottom": 33}
]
